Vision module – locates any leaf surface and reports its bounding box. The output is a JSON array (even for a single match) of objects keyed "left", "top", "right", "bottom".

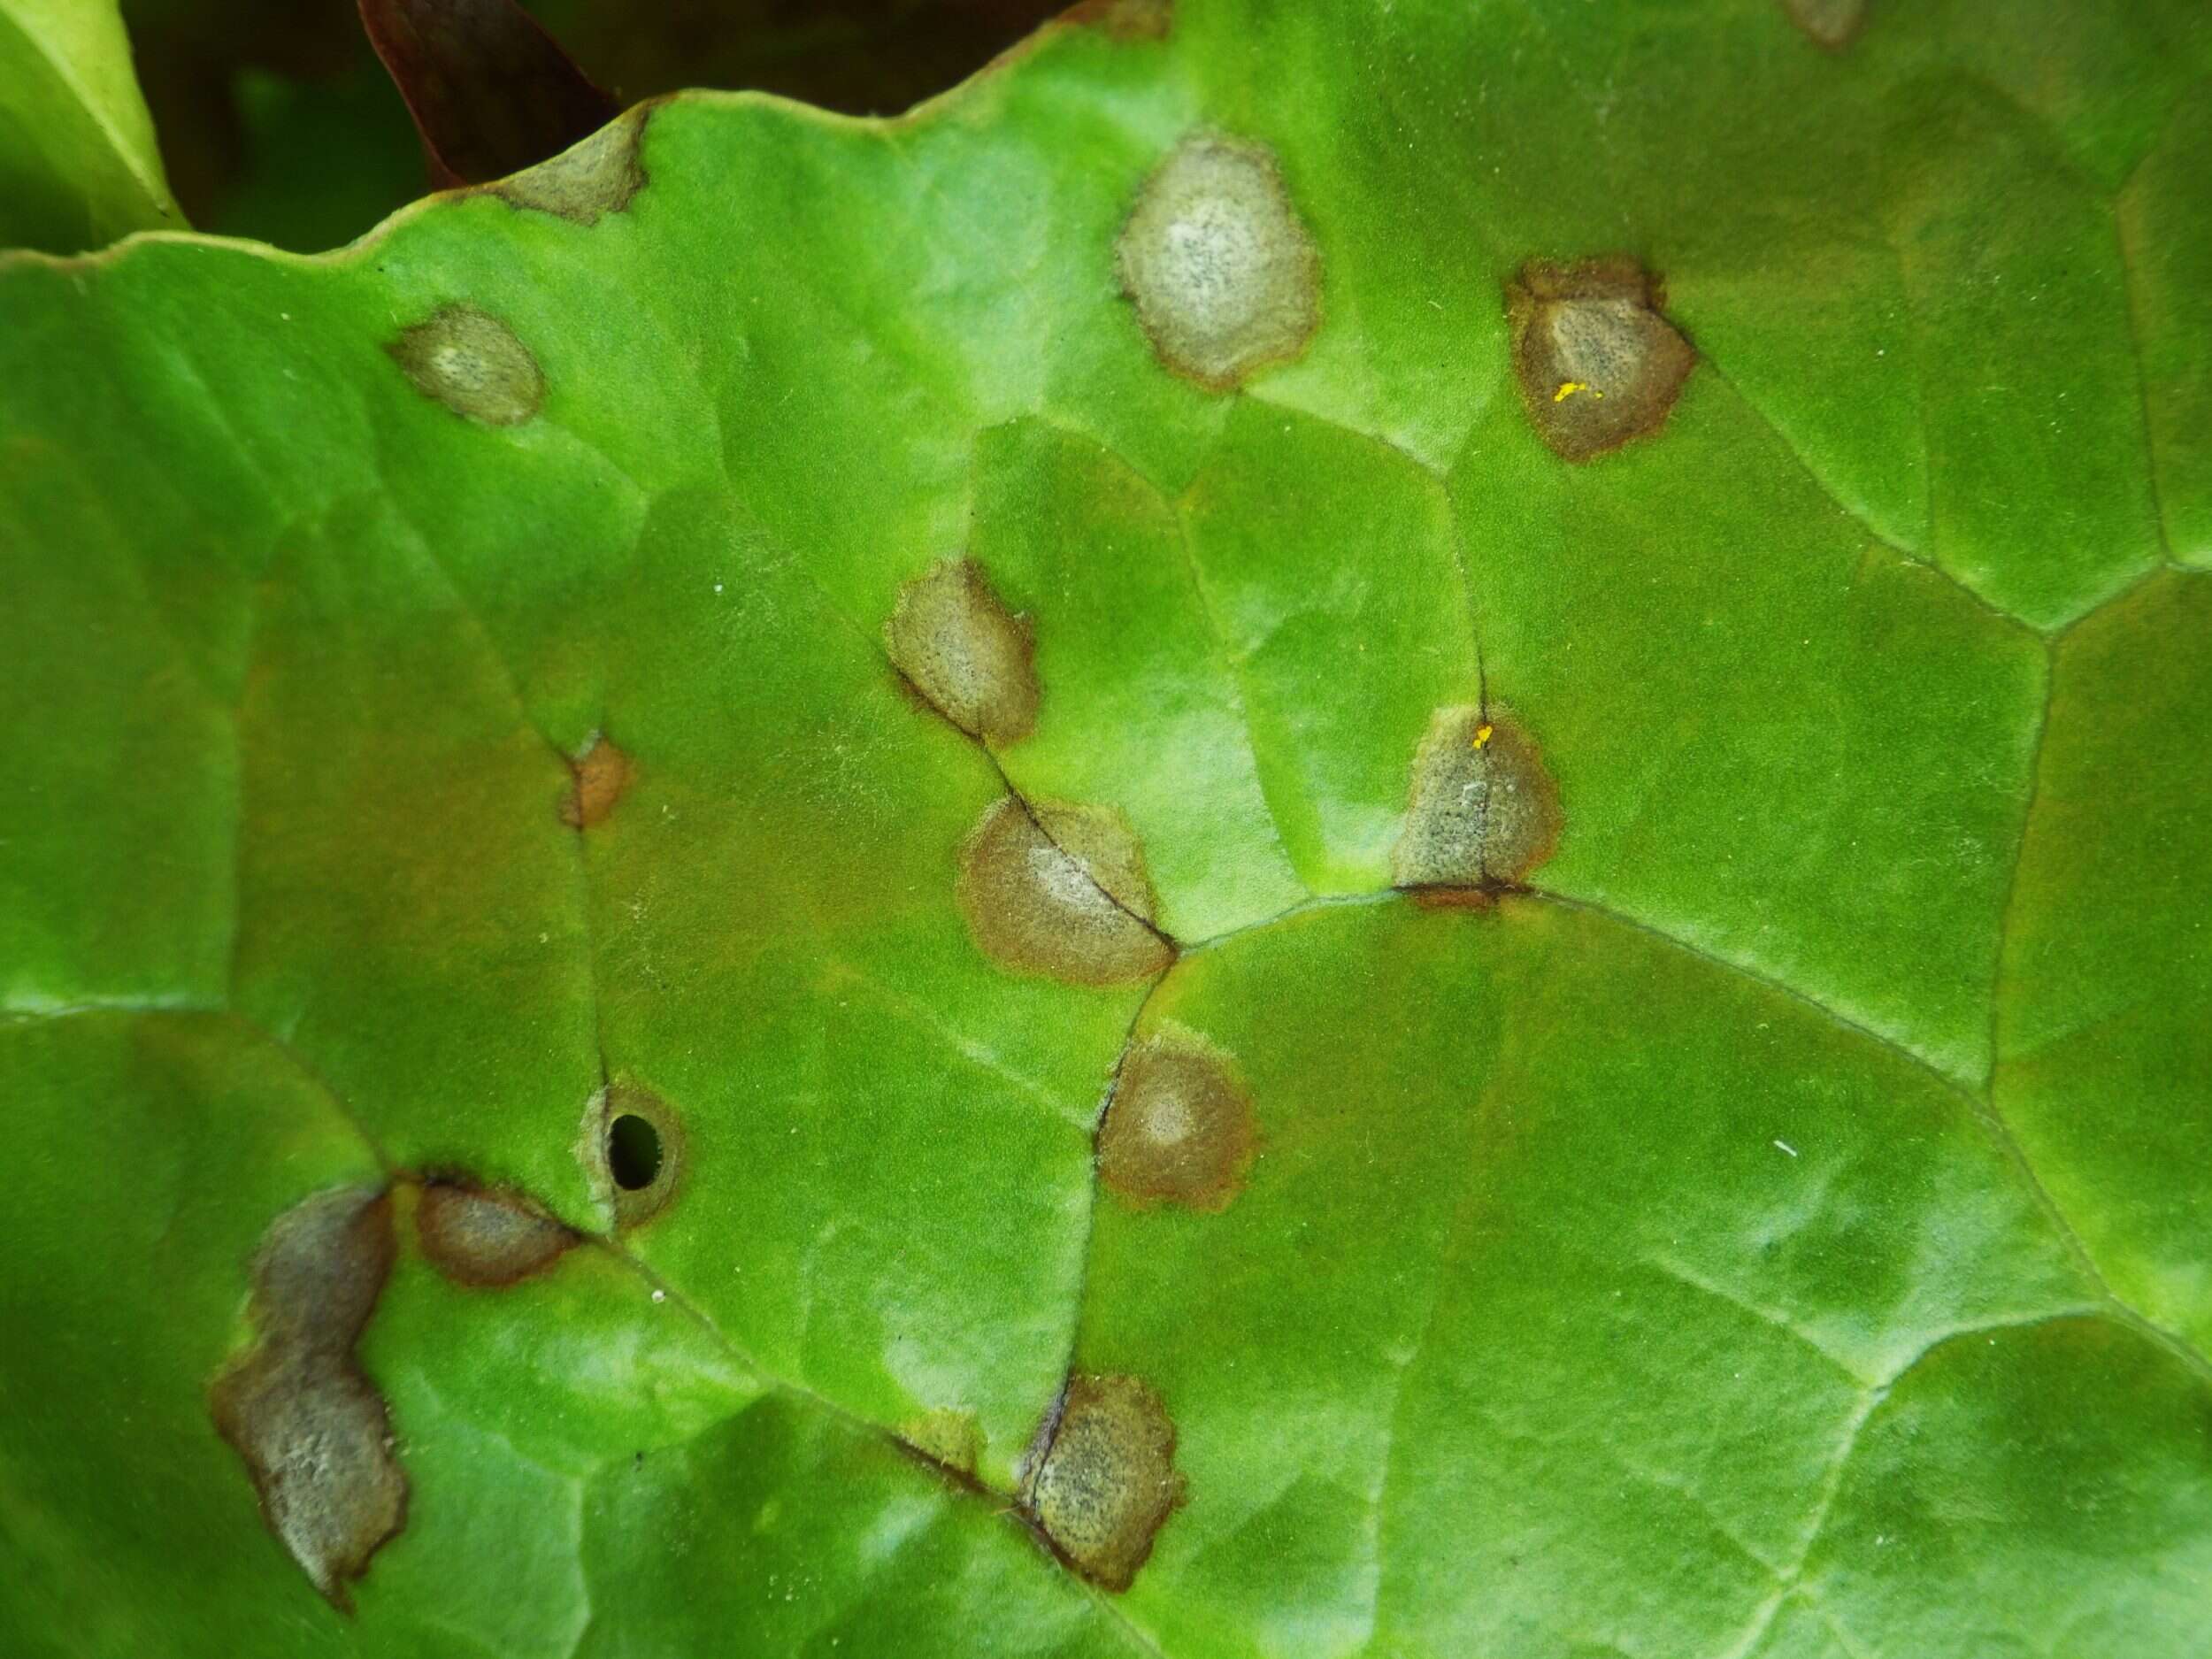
[
  {"left": 2, "top": 2, "right": 2209, "bottom": 1655},
  {"left": 0, "top": 0, "right": 178, "bottom": 251}
]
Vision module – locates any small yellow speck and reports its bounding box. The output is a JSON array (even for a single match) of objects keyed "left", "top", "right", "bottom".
[
  {"left": 1552, "top": 380, "right": 1603, "bottom": 403},
  {"left": 1471, "top": 723, "right": 1494, "bottom": 750}
]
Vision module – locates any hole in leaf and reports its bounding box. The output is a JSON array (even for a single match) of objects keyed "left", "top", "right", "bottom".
[
  {"left": 580, "top": 1084, "right": 685, "bottom": 1228},
  {"left": 607, "top": 1113, "right": 662, "bottom": 1191}
]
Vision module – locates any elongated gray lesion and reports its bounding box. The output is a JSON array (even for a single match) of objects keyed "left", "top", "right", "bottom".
[{"left": 209, "top": 1187, "right": 406, "bottom": 1611}]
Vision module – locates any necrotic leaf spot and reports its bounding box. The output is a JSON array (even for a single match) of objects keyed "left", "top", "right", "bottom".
[
  {"left": 1098, "top": 1025, "right": 1256, "bottom": 1211},
  {"left": 956, "top": 796, "right": 1176, "bottom": 986},
  {"left": 1394, "top": 704, "right": 1563, "bottom": 890},
  {"left": 577, "top": 1083, "right": 684, "bottom": 1228},
  {"left": 1025, "top": 1373, "right": 1185, "bottom": 1592},
  {"left": 387, "top": 303, "right": 546, "bottom": 426},
  {"left": 1507, "top": 258, "right": 1694, "bottom": 462},
  {"left": 1782, "top": 0, "right": 1866, "bottom": 50},
  {"left": 208, "top": 1187, "right": 406, "bottom": 1611},
  {"left": 415, "top": 1180, "right": 574, "bottom": 1287},
  {"left": 884, "top": 558, "right": 1040, "bottom": 745},
  {"left": 559, "top": 732, "right": 633, "bottom": 829},
  {"left": 1116, "top": 133, "right": 1321, "bottom": 391},
  {"left": 495, "top": 105, "right": 649, "bottom": 223}
]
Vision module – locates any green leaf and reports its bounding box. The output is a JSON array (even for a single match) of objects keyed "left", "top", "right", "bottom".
[
  {"left": 0, "top": 0, "right": 179, "bottom": 252},
  {"left": 3, "top": 2, "right": 2209, "bottom": 1655}
]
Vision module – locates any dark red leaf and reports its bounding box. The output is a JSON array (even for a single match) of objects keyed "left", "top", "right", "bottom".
[{"left": 358, "top": 0, "right": 618, "bottom": 188}]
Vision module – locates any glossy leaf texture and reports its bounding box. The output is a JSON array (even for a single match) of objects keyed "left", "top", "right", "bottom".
[
  {"left": 0, "top": 0, "right": 180, "bottom": 252},
  {"left": 2, "top": 2, "right": 2210, "bottom": 1655}
]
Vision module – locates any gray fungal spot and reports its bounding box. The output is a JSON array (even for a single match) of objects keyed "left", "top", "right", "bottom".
[
  {"left": 577, "top": 1082, "right": 684, "bottom": 1230},
  {"left": 884, "top": 558, "right": 1040, "bottom": 745},
  {"left": 1116, "top": 134, "right": 1321, "bottom": 391},
  {"left": 559, "top": 732, "right": 633, "bottom": 830},
  {"left": 1024, "top": 1373, "right": 1185, "bottom": 1592},
  {"left": 1782, "top": 0, "right": 1867, "bottom": 50},
  {"left": 211, "top": 1360, "right": 405, "bottom": 1613},
  {"left": 1507, "top": 258, "right": 1694, "bottom": 462},
  {"left": 1394, "top": 705, "right": 1563, "bottom": 891},
  {"left": 388, "top": 304, "right": 546, "bottom": 427},
  {"left": 956, "top": 796, "right": 1176, "bottom": 986},
  {"left": 1098, "top": 1025, "right": 1255, "bottom": 1212},
  {"left": 209, "top": 1187, "right": 405, "bottom": 1611},
  {"left": 416, "top": 1180, "right": 574, "bottom": 1287},
  {"left": 495, "top": 106, "right": 649, "bottom": 224}
]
